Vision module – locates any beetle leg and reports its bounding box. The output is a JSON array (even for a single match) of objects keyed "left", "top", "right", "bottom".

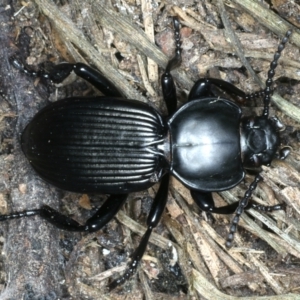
[
  {"left": 188, "top": 78, "right": 275, "bottom": 106},
  {"left": 10, "top": 57, "right": 123, "bottom": 97},
  {"left": 191, "top": 190, "right": 239, "bottom": 214},
  {"left": 71, "top": 63, "right": 123, "bottom": 97},
  {"left": 108, "top": 174, "right": 169, "bottom": 290},
  {"left": 248, "top": 202, "right": 285, "bottom": 212},
  {"left": 226, "top": 175, "right": 262, "bottom": 248},
  {"left": 188, "top": 78, "right": 247, "bottom": 103},
  {"left": 0, "top": 194, "right": 127, "bottom": 232},
  {"left": 39, "top": 194, "right": 128, "bottom": 231},
  {"left": 278, "top": 146, "right": 291, "bottom": 160},
  {"left": 191, "top": 189, "right": 284, "bottom": 213},
  {"left": 191, "top": 183, "right": 284, "bottom": 247},
  {"left": 0, "top": 209, "right": 40, "bottom": 221},
  {"left": 161, "top": 17, "right": 182, "bottom": 115}
]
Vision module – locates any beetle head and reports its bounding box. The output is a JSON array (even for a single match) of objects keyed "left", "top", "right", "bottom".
[{"left": 240, "top": 116, "right": 284, "bottom": 169}]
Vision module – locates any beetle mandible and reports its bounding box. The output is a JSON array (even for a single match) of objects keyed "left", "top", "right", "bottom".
[{"left": 7, "top": 17, "right": 291, "bottom": 288}]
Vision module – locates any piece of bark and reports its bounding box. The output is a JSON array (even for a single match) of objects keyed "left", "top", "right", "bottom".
[{"left": 0, "top": 0, "right": 62, "bottom": 298}]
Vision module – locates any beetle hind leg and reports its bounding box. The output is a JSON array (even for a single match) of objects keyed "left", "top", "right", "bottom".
[
  {"left": 40, "top": 194, "right": 128, "bottom": 232},
  {"left": 0, "top": 194, "right": 128, "bottom": 232},
  {"left": 71, "top": 63, "right": 123, "bottom": 97},
  {"left": 10, "top": 57, "right": 123, "bottom": 97}
]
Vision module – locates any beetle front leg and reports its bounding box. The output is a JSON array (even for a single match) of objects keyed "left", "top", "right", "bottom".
[
  {"left": 191, "top": 183, "right": 284, "bottom": 248},
  {"left": 191, "top": 190, "right": 239, "bottom": 214},
  {"left": 191, "top": 189, "right": 284, "bottom": 215},
  {"left": 108, "top": 174, "right": 170, "bottom": 290},
  {"left": 188, "top": 78, "right": 270, "bottom": 105},
  {"left": 188, "top": 78, "right": 247, "bottom": 103}
]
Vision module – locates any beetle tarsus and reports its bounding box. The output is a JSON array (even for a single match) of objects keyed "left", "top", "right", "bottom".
[
  {"left": 0, "top": 209, "right": 40, "bottom": 221},
  {"left": 108, "top": 226, "right": 153, "bottom": 290},
  {"left": 250, "top": 203, "right": 285, "bottom": 212}
]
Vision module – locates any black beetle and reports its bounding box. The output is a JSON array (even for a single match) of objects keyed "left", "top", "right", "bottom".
[{"left": 7, "top": 17, "right": 291, "bottom": 288}]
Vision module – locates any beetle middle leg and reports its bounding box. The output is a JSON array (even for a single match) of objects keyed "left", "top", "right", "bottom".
[
  {"left": 106, "top": 17, "right": 183, "bottom": 288},
  {"left": 108, "top": 174, "right": 170, "bottom": 290}
]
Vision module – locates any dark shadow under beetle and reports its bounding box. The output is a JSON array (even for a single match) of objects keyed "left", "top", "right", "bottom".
[{"left": 6, "top": 17, "right": 291, "bottom": 289}]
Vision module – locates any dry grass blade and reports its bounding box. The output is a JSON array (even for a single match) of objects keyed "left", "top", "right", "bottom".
[
  {"left": 192, "top": 268, "right": 300, "bottom": 300},
  {"left": 228, "top": 0, "right": 300, "bottom": 121},
  {"left": 91, "top": 1, "right": 193, "bottom": 90},
  {"left": 34, "top": 0, "right": 147, "bottom": 100},
  {"left": 230, "top": 0, "right": 300, "bottom": 42}
]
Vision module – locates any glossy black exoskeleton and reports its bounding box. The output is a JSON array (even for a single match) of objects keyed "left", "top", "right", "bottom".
[{"left": 7, "top": 18, "right": 291, "bottom": 289}]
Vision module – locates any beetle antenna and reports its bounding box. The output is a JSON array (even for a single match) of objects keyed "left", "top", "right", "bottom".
[
  {"left": 161, "top": 16, "right": 182, "bottom": 114},
  {"left": 165, "top": 17, "right": 182, "bottom": 73},
  {"left": 262, "top": 30, "right": 292, "bottom": 118},
  {"left": 226, "top": 175, "right": 262, "bottom": 248}
]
